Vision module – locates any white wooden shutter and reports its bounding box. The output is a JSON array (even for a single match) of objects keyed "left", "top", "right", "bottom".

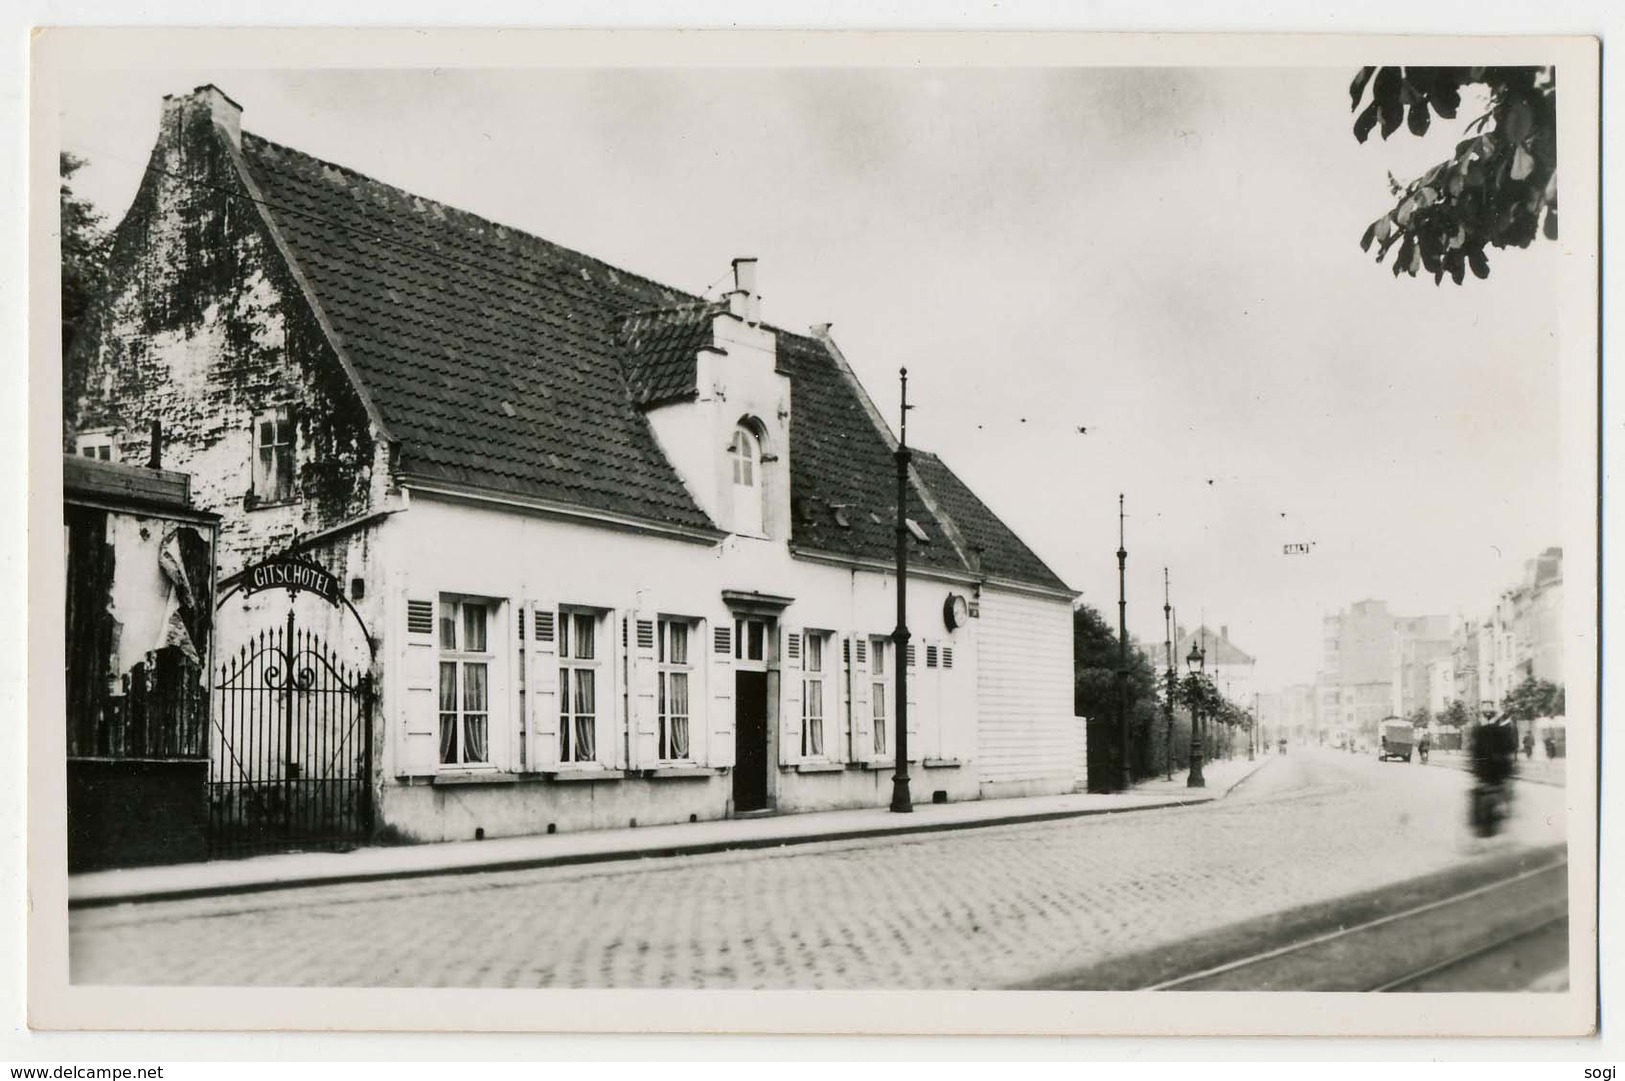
[
  {"left": 527, "top": 601, "right": 560, "bottom": 770},
  {"left": 906, "top": 638, "right": 924, "bottom": 762},
  {"left": 631, "top": 615, "right": 658, "bottom": 769},
  {"left": 708, "top": 619, "right": 735, "bottom": 767},
  {"left": 781, "top": 630, "right": 803, "bottom": 766},
  {"left": 608, "top": 609, "right": 627, "bottom": 771},
  {"left": 851, "top": 634, "right": 874, "bottom": 763},
  {"left": 400, "top": 595, "right": 440, "bottom": 777}
]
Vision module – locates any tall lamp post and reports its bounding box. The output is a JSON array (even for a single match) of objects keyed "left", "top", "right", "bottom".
[
  {"left": 890, "top": 368, "right": 913, "bottom": 813},
  {"left": 1162, "top": 569, "right": 1174, "bottom": 782},
  {"left": 1186, "top": 641, "right": 1206, "bottom": 788},
  {"left": 1116, "top": 494, "right": 1131, "bottom": 793}
]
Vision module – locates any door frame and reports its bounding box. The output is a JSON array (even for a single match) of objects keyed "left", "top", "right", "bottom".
[
  {"left": 721, "top": 593, "right": 792, "bottom": 814},
  {"left": 732, "top": 668, "right": 772, "bottom": 812}
]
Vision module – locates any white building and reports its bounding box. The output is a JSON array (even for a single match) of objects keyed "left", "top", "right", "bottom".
[{"left": 65, "top": 86, "right": 1080, "bottom": 848}]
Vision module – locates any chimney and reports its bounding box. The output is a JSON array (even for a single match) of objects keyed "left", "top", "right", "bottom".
[
  {"left": 164, "top": 84, "right": 243, "bottom": 149},
  {"left": 728, "top": 257, "right": 760, "bottom": 325}
]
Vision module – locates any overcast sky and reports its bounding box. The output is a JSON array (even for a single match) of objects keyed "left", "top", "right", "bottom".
[{"left": 59, "top": 65, "right": 1568, "bottom": 692}]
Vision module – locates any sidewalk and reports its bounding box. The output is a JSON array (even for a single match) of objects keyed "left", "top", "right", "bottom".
[
  {"left": 1427, "top": 748, "right": 1568, "bottom": 787},
  {"left": 68, "top": 756, "right": 1268, "bottom": 909}
]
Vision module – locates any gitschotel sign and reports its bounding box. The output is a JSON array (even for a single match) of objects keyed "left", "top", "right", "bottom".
[{"left": 241, "top": 556, "right": 342, "bottom": 607}]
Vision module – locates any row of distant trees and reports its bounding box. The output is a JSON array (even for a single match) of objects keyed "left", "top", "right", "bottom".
[
  {"left": 1403, "top": 674, "right": 1565, "bottom": 732},
  {"left": 1073, "top": 604, "right": 1255, "bottom": 782}
]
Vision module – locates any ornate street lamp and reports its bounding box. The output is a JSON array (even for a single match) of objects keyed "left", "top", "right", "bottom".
[
  {"left": 1186, "top": 641, "right": 1206, "bottom": 788},
  {"left": 1116, "top": 494, "right": 1131, "bottom": 793},
  {"left": 1162, "top": 570, "right": 1174, "bottom": 782},
  {"left": 890, "top": 368, "right": 913, "bottom": 813}
]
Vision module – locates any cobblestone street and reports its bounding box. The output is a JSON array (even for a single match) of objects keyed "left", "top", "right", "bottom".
[{"left": 69, "top": 749, "right": 1567, "bottom": 989}]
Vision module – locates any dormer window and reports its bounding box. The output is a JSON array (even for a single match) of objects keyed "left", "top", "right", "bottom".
[{"left": 728, "top": 423, "right": 765, "bottom": 535}]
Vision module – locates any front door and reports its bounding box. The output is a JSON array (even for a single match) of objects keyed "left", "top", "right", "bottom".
[{"left": 733, "top": 670, "right": 770, "bottom": 812}]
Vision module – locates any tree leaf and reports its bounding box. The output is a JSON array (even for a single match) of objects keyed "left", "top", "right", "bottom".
[
  {"left": 1449, "top": 259, "right": 1466, "bottom": 285},
  {"left": 1350, "top": 66, "right": 1376, "bottom": 110},
  {"left": 1433, "top": 82, "right": 1460, "bottom": 119},
  {"left": 1544, "top": 207, "right": 1559, "bottom": 240},
  {"left": 1468, "top": 249, "right": 1490, "bottom": 279},
  {"left": 1511, "top": 144, "right": 1535, "bottom": 181},
  {"left": 1380, "top": 97, "right": 1404, "bottom": 139},
  {"left": 1502, "top": 100, "right": 1534, "bottom": 143},
  {"left": 1353, "top": 100, "right": 1381, "bottom": 143},
  {"left": 1407, "top": 100, "right": 1431, "bottom": 136},
  {"left": 1360, "top": 220, "right": 1378, "bottom": 251}
]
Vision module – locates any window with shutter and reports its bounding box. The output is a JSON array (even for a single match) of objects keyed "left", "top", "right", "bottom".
[
  {"left": 870, "top": 635, "right": 890, "bottom": 756},
  {"left": 801, "top": 631, "right": 828, "bottom": 758},
  {"left": 437, "top": 595, "right": 499, "bottom": 767},
  {"left": 558, "top": 609, "right": 603, "bottom": 764},
  {"left": 657, "top": 618, "right": 694, "bottom": 761}
]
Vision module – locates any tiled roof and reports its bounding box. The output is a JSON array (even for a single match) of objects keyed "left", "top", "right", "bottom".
[
  {"left": 911, "top": 451, "right": 1071, "bottom": 593},
  {"left": 618, "top": 304, "right": 722, "bottom": 407},
  {"left": 235, "top": 130, "right": 1070, "bottom": 591},
  {"left": 776, "top": 332, "right": 967, "bottom": 577},
  {"left": 240, "top": 133, "right": 715, "bottom": 532}
]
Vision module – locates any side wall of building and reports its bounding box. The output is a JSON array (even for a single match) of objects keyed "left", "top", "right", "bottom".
[
  {"left": 975, "top": 587, "right": 1077, "bottom": 799},
  {"left": 63, "top": 92, "right": 390, "bottom": 591}
]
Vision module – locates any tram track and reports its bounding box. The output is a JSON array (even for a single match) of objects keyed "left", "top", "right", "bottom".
[
  {"left": 1139, "top": 857, "right": 1568, "bottom": 991},
  {"left": 1014, "top": 845, "right": 1569, "bottom": 992}
]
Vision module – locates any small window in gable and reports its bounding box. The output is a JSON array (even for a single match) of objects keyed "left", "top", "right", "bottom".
[{"left": 252, "top": 405, "right": 297, "bottom": 505}]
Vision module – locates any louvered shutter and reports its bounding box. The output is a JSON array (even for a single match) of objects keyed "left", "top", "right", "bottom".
[
  {"left": 631, "top": 616, "right": 658, "bottom": 768},
  {"left": 708, "top": 620, "right": 735, "bottom": 767},
  {"left": 851, "top": 634, "right": 874, "bottom": 762},
  {"left": 400, "top": 596, "right": 440, "bottom": 777},
  {"left": 781, "top": 630, "right": 803, "bottom": 765},
  {"left": 906, "top": 637, "right": 922, "bottom": 762},
  {"left": 607, "top": 610, "right": 627, "bottom": 771},
  {"left": 527, "top": 602, "right": 560, "bottom": 770}
]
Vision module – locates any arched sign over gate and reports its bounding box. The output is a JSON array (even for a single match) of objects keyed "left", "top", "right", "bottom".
[
  {"left": 218, "top": 554, "right": 372, "bottom": 649},
  {"left": 209, "top": 553, "right": 375, "bottom": 856}
]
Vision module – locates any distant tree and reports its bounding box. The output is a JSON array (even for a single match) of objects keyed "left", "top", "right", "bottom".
[
  {"left": 1073, "top": 605, "right": 1163, "bottom": 780},
  {"left": 1439, "top": 699, "right": 1472, "bottom": 729},
  {"left": 1351, "top": 66, "right": 1556, "bottom": 284},
  {"left": 61, "top": 151, "right": 111, "bottom": 359},
  {"left": 1503, "top": 675, "right": 1563, "bottom": 721},
  {"left": 1405, "top": 705, "right": 1431, "bottom": 728}
]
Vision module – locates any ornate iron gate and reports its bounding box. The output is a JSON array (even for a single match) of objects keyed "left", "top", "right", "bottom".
[{"left": 209, "top": 611, "right": 373, "bottom": 856}]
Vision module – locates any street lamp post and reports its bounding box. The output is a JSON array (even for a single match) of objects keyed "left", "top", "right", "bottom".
[
  {"left": 1162, "top": 569, "right": 1174, "bottom": 782},
  {"left": 1186, "top": 641, "right": 1206, "bottom": 788},
  {"left": 1116, "top": 495, "right": 1131, "bottom": 793},
  {"left": 890, "top": 368, "right": 913, "bottom": 814}
]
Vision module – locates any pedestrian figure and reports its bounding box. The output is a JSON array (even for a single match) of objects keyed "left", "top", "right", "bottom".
[
  {"left": 1523, "top": 730, "right": 1535, "bottom": 760},
  {"left": 1544, "top": 734, "right": 1558, "bottom": 759},
  {"left": 1469, "top": 716, "right": 1518, "bottom": 837}
]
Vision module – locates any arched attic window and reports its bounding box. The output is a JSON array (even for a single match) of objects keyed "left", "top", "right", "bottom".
[{"left": 727, "top": 421, "right": 767, "bottom": 536}]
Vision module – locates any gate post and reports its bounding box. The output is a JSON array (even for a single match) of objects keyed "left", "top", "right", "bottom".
[{"left": 359, "top": 672, "right": 375, "bottom": 837}]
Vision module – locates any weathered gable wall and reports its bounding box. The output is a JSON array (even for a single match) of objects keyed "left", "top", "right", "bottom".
[{"left": 64, "top": 90, "right": 388, "bottom": 581}]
